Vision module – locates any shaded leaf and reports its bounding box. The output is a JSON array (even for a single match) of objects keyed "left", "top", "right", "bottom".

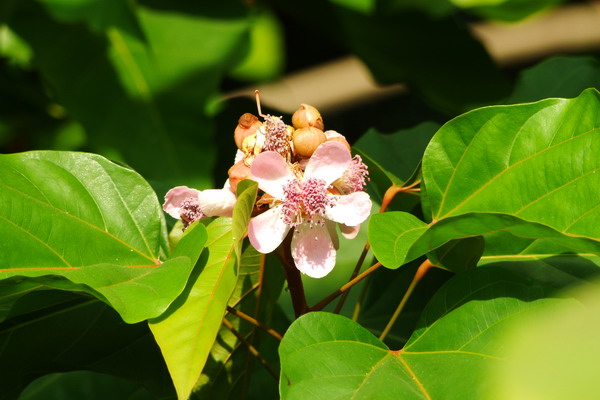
[
  {"left": 19, "top": 371, "right": 158, "bottom": 400},
  {"left": 508, "top": 55, "right": 600, "bottom": 104},
  {"left": 453, "top": 0, "right": 566, "bottom": 22},
  {"left": 0, "top": 298, "right": 173, "bottom": 400},
  {"left": 7, "top": 0, "right": 249, "bottom": 187}
]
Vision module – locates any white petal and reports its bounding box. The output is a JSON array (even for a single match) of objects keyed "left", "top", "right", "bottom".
[
  {"left": 326, "top": 192, "right": 372, "bottom": 227},
  {"left": 304, "top": 141, "right": 352, "bottom": 186},
  {"left": 291, "top": 224, "right": 336, "bottom": 279},
  {"left": 198, "top": 188, "right": 237, "bottom": 217},
  {"left": 250, "top": 151, "right": 294, "bottom": 199},
  {"left": 248, "top": 206, "right": 290, "bottom": 254}
]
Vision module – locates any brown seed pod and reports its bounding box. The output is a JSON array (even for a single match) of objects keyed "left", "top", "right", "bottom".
[
  {"left": 324, "top": 130, "right": 351, "bottom": 152},
  {"left": 234, "top": 113, "right": 262, "bottom": 150},
  {"left": 292, "top": 104, "right": 324, "bottom": 131},
  {"left": 292, "top": 127, "right": 326, "bottom": 158},
  {"left": 228, "top": 160, "right": 251, "bottom": 193}
]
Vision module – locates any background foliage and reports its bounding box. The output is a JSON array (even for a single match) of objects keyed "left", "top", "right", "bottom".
[{"left": 1, "top": 0, "right": 600, "bottom": 399}]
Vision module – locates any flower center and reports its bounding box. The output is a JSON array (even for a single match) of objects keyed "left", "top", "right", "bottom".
[
  {"left": 281, "top": 177, "right": 335, "bottom": 227},
  {"left": 179, "top": 197, "right": 206, "bottom": 229}
]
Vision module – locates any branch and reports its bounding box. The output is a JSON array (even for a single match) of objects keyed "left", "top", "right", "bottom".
[
  {"left": 223, "top": 318, "right": 279, "bottom": 381},
  {"left": 227, "top": 306, "right": 283, "bottom": 341},
  {"left": 379, "top": 259, "right": 433, "bottom": 342},
  {"left": 310, "top": 261, "right": 382, "bottom": 311}
]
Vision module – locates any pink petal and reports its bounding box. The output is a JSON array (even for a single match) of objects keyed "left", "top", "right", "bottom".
[
  {"left": 198, "top": 188, "right": 237, "bottom": 217},
  {"left": 163, "top": 186, "right": 200, "bottom": 219},
  {"left": 326, "top": 192, "right": 372, "bottom": 227},
  {"left": 250, "top": 151, "right": 294, "bottom": 199},
  {"left": 291, "top": 224, "right": 336, "bottom": 279},
  {"left": 304, "top": 141, "right": 352, "bottom": 186},
  {"left": 339, "top": 223, "right": 361, "bottom": 239},
  {"left": 248, "top": 206, "right": 290, "bottom": 254}
]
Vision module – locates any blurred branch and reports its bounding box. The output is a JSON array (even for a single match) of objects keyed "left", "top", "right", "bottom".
[{"left": 224, "top": 1, "right": 600, "bottom": 114}]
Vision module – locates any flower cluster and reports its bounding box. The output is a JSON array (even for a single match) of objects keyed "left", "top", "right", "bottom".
[{"left": 163, "top": 96, "right": 372, "bottom": 278}]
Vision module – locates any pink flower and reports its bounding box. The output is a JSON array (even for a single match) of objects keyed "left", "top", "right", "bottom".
[
  {"left": 248, "top": 141, "right": 372, "bottom": 278},
  {"left": 163, "top": 182, "right": 236, "bottom": 228}
]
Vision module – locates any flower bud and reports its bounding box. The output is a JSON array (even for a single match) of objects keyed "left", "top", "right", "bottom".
[
  {"left": 292, "top": 127, "right": 326, "bottom": 158},
  {"left": 228, "top": 160, "right": 251, "bottom": 193},
  {"left": 235, "top": 113, "right": 262, "bottom": 150},
  {"left": 292, "top": 104, "right": 324, "bottom": 131},
  {"left": 324, "top": 130, "right": 351, "bottom": 152}
]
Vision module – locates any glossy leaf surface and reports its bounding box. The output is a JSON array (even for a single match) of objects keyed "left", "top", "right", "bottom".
[
  {"left": 0, "top": 151, "right": 207, "bottom": 323},
  {"left": 370, "top": 90, "right": 600, "bottom": 270}
]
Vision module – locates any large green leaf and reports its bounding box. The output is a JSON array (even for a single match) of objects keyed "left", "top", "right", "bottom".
[
  {"left": 279, "top": 267, "right": 568, "bottom": 399},
  {"left": 370, "top": 89, "right": 600, "bottom": 270},
  {"left": 0, "top": 151, "right": 207, "bottom": 323},
  {"left": 149, "top": 181, "right": 258, "bottom": 400},
  {"left": 423, "top": 89, "right": 600, "bottom": 230},
  {"left": 7, "top": 0, "right": 249, "bottom": 187}
]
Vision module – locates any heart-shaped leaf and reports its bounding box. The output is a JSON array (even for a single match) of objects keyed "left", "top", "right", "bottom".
[
  {"left": 0, "top": 151, "right": 207, "bottom": 323},
  {"left": 279, "top": 267, "right": 568, "bottom": 399}
]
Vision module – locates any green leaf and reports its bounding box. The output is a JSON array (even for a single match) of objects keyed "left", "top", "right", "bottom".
[
  {"left": 279, "top": 267, "right": 565, "bottom": 399},
  {"left": 0, "top": 297, "right": 174, "bottom": 399},
  {"left": 229, "top": 7, "right": 285, "bottom": 82},
  {"left": 330, "top": 5, "right": 511, "bottom": 113},
  {"left": 452, "top": 0, "right": 567, "bottom": 22},
  {"left": 369, "top": 212, "right": 428, "bottom": 268},
  {"left": 8, "top": 0, "right": 249, "bottom": 187},
  {"left": 508, "top": 56, "right": 600, "bottom": 104},
  {"left": 370, "top": 90, "right": 600, "bottom": 271},
  {"left": 149, "top": 181, "right": 257, "bottom": 400},
  {"left": 19, "top": 371, "right": 158, "bottom": 400},
  {"left": 423, "top": 89, "right": 600, "bottom": 232},
  {"left": 354, "top": 123, "right": 439, "bottom": 183},
  {"left": 0, "top": 151, "right": 207, "bottom": 323}
]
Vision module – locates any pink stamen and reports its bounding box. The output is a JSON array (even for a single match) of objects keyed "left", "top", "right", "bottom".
[
  {"left": 280, "top": 177, "right": 335, "bottom": 228},
  {"left": 179, "top": 197, "right": 206, "bottom": 228},
  {"left": 338, "top": 155, "right": 369, "bottom": 194}
]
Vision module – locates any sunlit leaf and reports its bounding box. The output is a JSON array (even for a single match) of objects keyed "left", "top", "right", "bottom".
[
  {"left": 280, "top": 267, "right": 565, "bottom": 399},
  {"left": 0, "top": 151, "right": 206, "bottom": 323},
  {"left": 149, "top": 181, "right": 257, "bottom": 400}
]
